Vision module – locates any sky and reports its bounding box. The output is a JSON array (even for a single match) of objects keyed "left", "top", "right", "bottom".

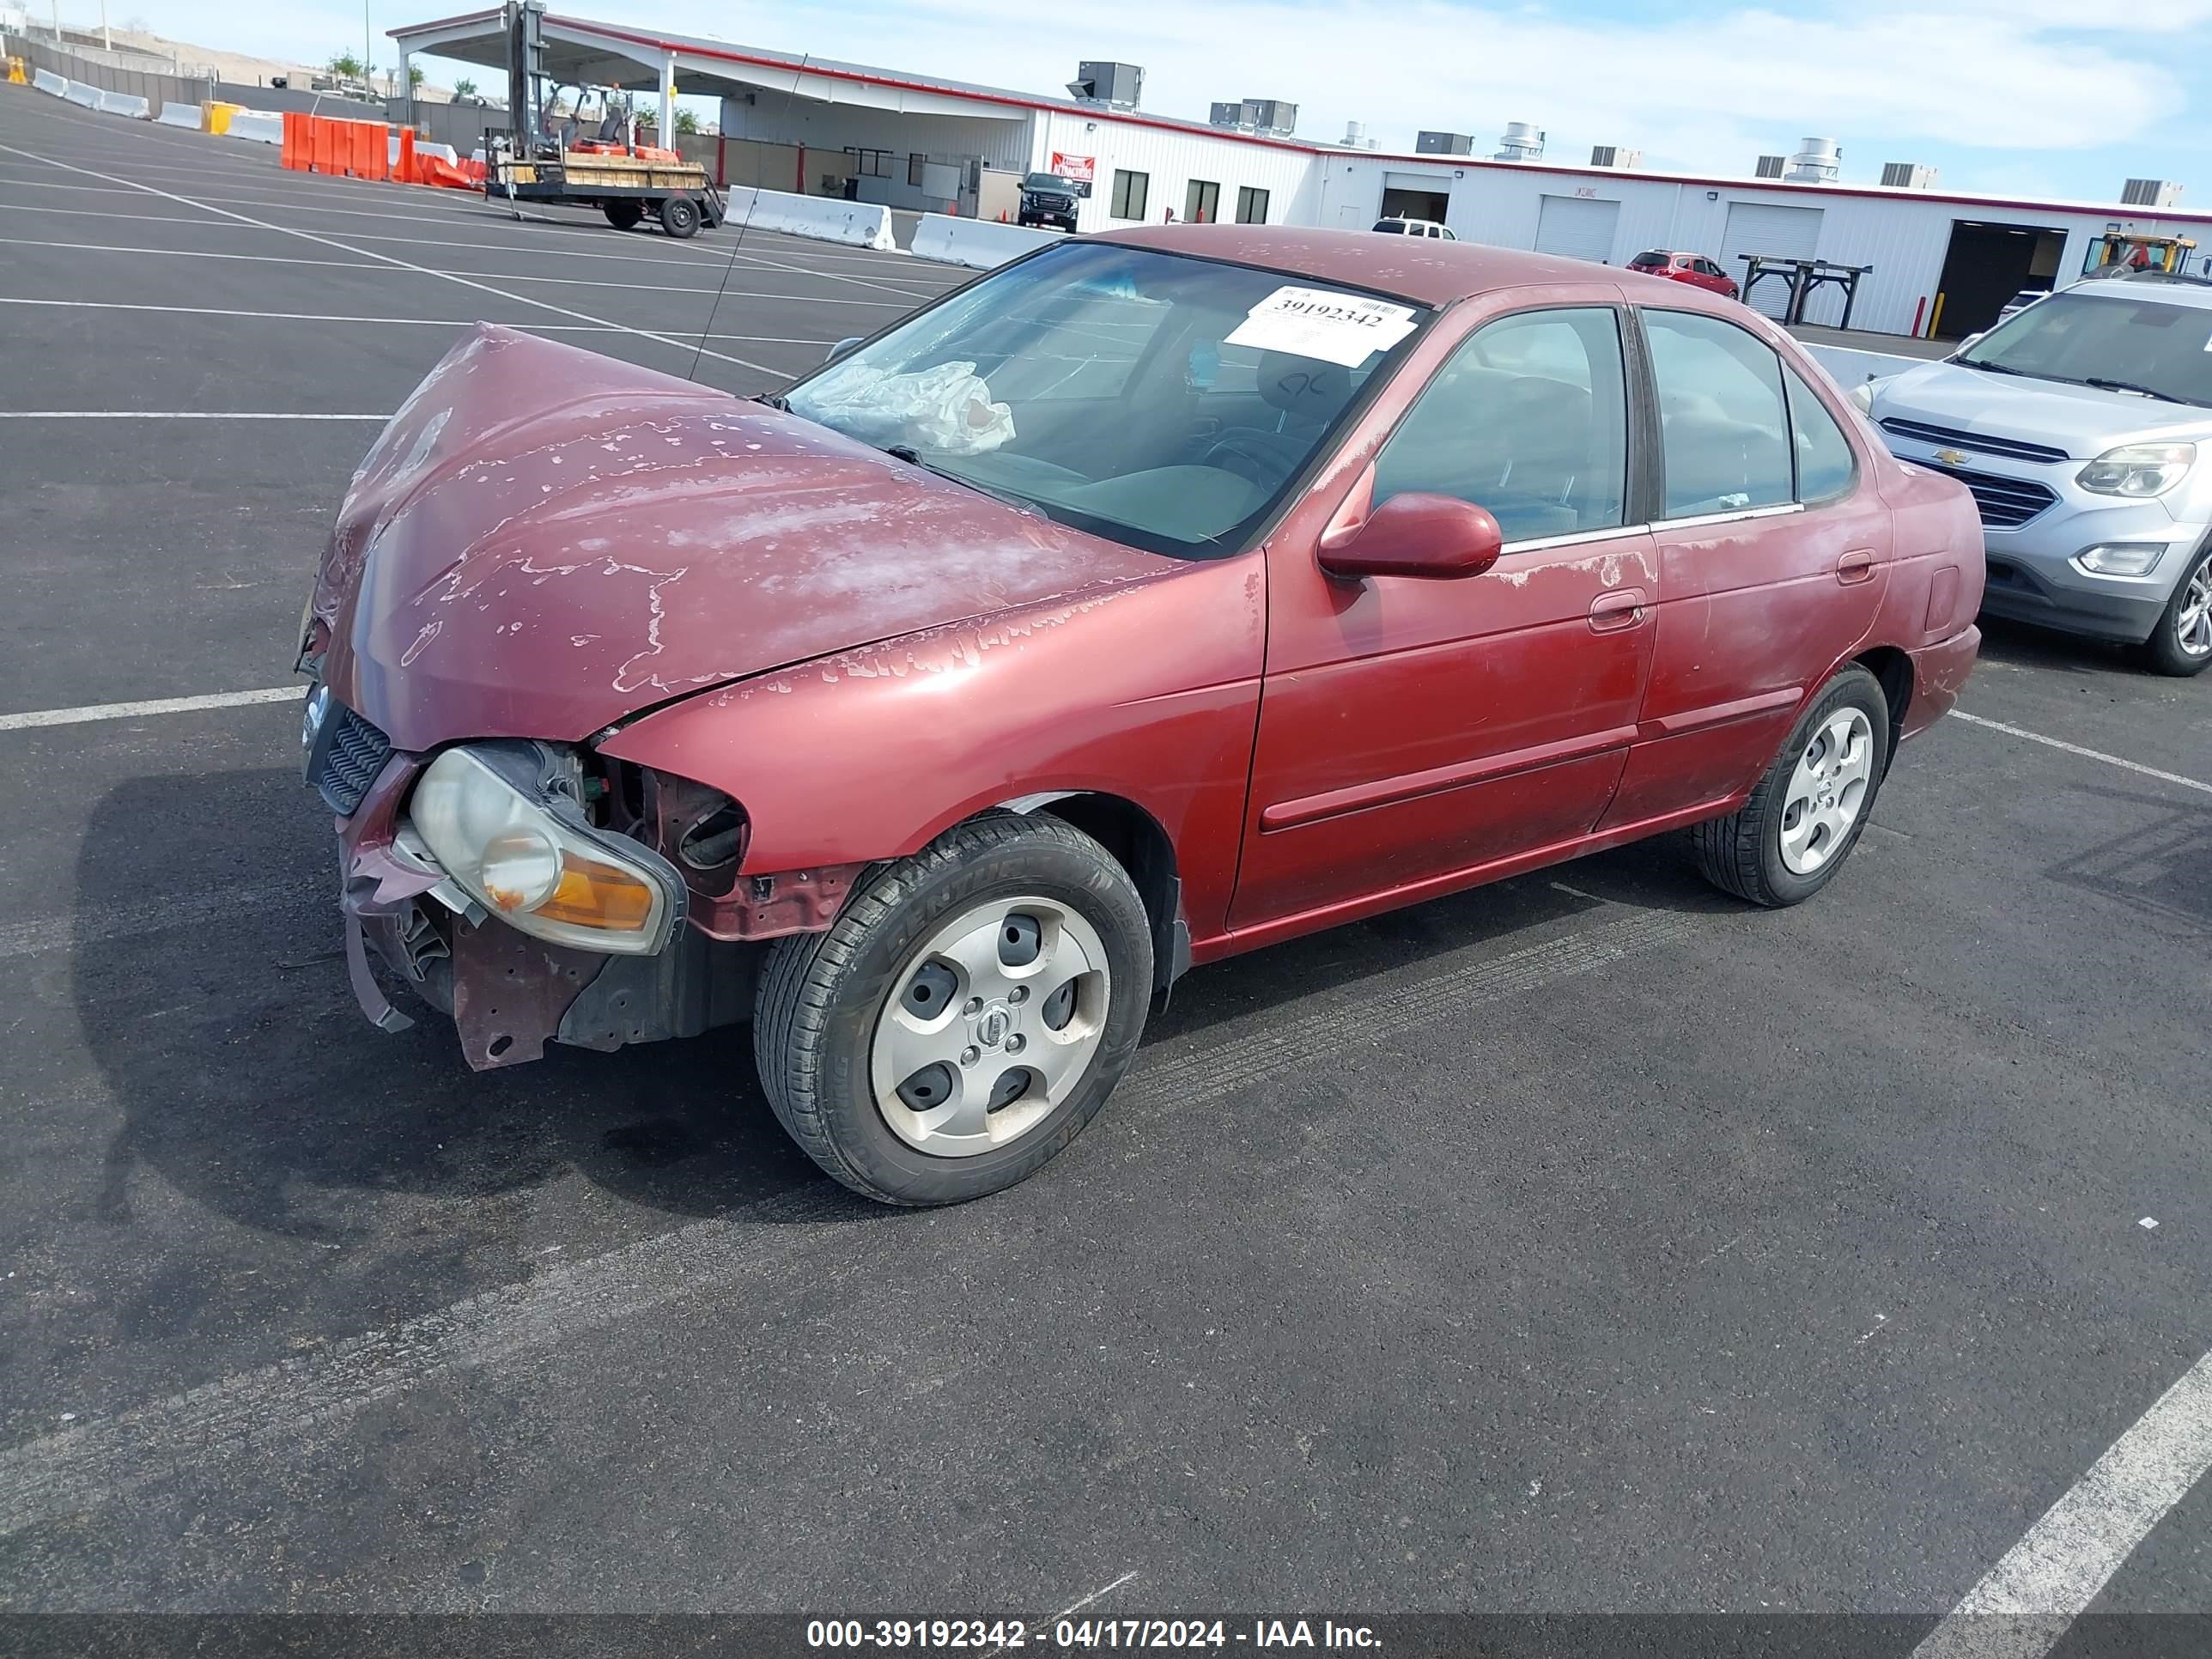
[{"left": 111, "top": 0, "right": 2212, "bottom": 203}]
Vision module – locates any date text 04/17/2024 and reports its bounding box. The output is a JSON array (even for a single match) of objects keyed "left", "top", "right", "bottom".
[{"left": 803, "top": 1619, "right": 1381, "bottom": 1649}]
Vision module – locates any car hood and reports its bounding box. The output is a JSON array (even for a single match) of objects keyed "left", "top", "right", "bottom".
[
  {"left": 1873, "top": 359, "right": 2212, "bottom": 460},
  {"left": 313, "top": 325, "right": 1183, "bottom": 754}
]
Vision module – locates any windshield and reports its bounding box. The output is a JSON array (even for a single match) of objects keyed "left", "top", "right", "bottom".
[
  {"left": 784, "top": 241, "right": 1430, "bottom": 556},
  {"left": 1956, "top": 291, "right": 2212, "bottom": 406},
  {"left": 1024, "top": 173, "right": 1073, "bottom": 191}
]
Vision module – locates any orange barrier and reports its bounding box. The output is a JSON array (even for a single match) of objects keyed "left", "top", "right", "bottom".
[
  {"left": 352, "top": 119, "right": 386, "bottom": 181},
  {"left": 280, "top": 110, "right": 307, "bottom": 170},
  {"left": 395, "top": 126, "right": 416, "bottom": 187}
]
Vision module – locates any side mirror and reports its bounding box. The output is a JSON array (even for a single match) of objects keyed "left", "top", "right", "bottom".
[
  {"left": 1318, "top": 491, "right": 1504, "bottom": 580},
  {"left": 824, "top": 336, "right": 864, "bottom": 364}
]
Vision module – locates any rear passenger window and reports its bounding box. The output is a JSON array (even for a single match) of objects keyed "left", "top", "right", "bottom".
[
  {"left": 1371, "top": 307, "right": 1629, "bottom": 544},
  {"left": 1784, "top": 365, "right": 1856, "bottom": 503},
  {"left": 1644, "top": 310, "right": 1794, "bottom": 518}
]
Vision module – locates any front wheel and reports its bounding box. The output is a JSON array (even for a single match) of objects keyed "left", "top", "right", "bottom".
[
  {"left": 2136, "top": 545, "right": 2212, "bottom": 677},
  {"left": 1692, "top": 666, "right": 1891, "bottom": 907},
  {"left": 754, "top": 814, "right": 1153, "bottom": 1206},
  {"left": 658, "top": 194, "right": 702, "bottom": 239}
]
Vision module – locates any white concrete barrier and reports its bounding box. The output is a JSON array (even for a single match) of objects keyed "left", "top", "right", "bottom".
[
  {"left": 62, "top": 79, "right": 98, "bottom": 107},
  {"left": 32, "top": 68, "right": 66, "bottom": 96},
  {"left": 722, "top": 185, "right": 896, "bottom": 251},
  {"left": 95, "top": 88, "right": 149, "bottom": 118},
  {"left": 1802, "top": 342, "right": 1928, "bottom": 390},
  {"left": 224, "top": 110, "right": 283, "bottom": 145},
  {"left": 155, "top": 103, "right": 203, "bottom": 130},
  {"left": 909, "top": 215, "right": 1060, "bottom": 270}
]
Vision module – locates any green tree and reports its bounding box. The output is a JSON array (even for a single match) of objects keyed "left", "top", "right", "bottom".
[
  {"left": 453, "top": 76, "right": 477, "bottom": 98},
  {"left": 672, "top": 106, "right": 699, "bottom": 136},
  {"left": 408, "top": 64, "right": 425, "bottom": 89},
  {"left": 327, "top": 51, "right": 362, "bottom": 80}
]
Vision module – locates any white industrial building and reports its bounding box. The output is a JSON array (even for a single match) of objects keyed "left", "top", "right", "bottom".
[{"left": 393, "top": 6, "right": 2212, "bottom": 342}]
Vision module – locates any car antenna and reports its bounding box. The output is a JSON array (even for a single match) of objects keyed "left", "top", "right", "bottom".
[{"left": 688, "top": 52, "right": 811, "bottom": 385}]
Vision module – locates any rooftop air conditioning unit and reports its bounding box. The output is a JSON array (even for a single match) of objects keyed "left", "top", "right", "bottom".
[
  {"left": 1239, "top": 98, "right": 1296, "bottom": 136},
  {"left": 1209, "top": 100, "right": 1244, "bottom": 128},
  {"left": 1589, "top": 145, "right": 1641, "bottom": 169},
  {"left": 1495, "top": 120, "right": 1544, "bottom": 161},
  {"left": 1784, "top": 137, "right": 1841, "bottom": 183},
  {"left": 1755, "top": 155, "right": 1786, "bottom": 179},
  {"left": 2123, "top": 178, "right": 2183, "bottom": 208},
  {"left": 1417, "top": 131, "right": 1474, "bottom": 155},
  {"left": 1881, "top": 161, "right": 1937, "bottom": 189},
  {"left": 1068, "top": 60, "right": 1143, "bottom": 110}
]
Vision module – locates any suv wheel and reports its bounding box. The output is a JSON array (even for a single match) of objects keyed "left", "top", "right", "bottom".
[
  {"left": 1692, "top": 666, "right": 1891, "bottom": 907},
  {"left": 754, "top": 814, "right": 1152, "bottom": 1206},
  {"left": 2137, "top": 545, "right": 2212, "bottom": 677}
]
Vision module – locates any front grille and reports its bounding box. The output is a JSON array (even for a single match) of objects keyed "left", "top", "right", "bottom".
[
  {"left": 1913, "top": 460, "right": 2060, "bottom": 529},
  {"left": 310, "top": 702, "right": 392, "bottom": 815},
  {"left": 1881, "top": 417, "right": 2072, "bottom": 466}
]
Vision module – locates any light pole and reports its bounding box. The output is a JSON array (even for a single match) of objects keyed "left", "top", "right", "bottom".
[{"left": 365, "top": 0, "right": 374, "bottom": 94}]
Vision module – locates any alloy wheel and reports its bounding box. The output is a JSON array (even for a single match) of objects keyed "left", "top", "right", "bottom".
[{"left": 1778, "top": 708, "right": 1875, "bottom": 875}]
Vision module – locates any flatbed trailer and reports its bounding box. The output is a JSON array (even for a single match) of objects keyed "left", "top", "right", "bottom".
[{"left": 487, "top": 150, "right": 726, "bottom": 238}]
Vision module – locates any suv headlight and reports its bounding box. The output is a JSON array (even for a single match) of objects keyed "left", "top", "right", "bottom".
[
  {"left": 410, "top": 744, "right": 679, "bottom": 955},
  {"left": 2076, "top": 442, "right": 2195, "bottom": 497}
]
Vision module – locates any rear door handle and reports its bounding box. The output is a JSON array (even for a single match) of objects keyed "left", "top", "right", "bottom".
[
  {"left": 1837, "top": 549, "right": 1877, "bottom": 585},
  {"left": 1589, "top": 586, "right": 1650, "bottom": 632}
]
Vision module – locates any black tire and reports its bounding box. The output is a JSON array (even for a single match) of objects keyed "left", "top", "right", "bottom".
[
  {"left": 601, "top": 199, "right": 643, "bottom": 231},
  {"left": 658, "top": 195, "right": 702, "bottom": 239},
  {"left": 1692, "top": 665, "right": 1891, "bottom": 908},
  {"left": 754, "top": 814, "right": 1153, "bottom": 1206},
  {"left": 2135, "top": 544, "right": 2212, "bottom": 677}
]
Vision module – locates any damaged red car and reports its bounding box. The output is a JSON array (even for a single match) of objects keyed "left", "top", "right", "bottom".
[{"left": 301, "top": 226, "right": 1983, "bottom": 1206}]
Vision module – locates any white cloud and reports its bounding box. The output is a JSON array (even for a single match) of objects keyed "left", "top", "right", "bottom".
[{"left": 131, "top": 0, "right": 2199, "bottom": 176}]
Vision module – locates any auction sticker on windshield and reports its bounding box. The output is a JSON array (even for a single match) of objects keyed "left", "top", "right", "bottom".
[{"left": 1226, "top": 285, "right": 1419, "bottom": 368}]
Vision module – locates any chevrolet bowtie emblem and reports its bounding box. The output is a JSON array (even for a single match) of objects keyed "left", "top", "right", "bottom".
[{"left": 1935, "top": 447, "right": 1968, "bottom": 466}]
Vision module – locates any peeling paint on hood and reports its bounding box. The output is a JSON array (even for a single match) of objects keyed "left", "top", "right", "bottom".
[{"left": 314, "top": 325, "right": 1185, "bottom": 752}]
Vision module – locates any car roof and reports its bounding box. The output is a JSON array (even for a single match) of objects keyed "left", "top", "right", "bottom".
[
  {"left": 1091, "top": 223, "right": 1651, "bottom": 307},
  {"left": 2069, "top": 274, "right": 2212, "bottom": 311}
]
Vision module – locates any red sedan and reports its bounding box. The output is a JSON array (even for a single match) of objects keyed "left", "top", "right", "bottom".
[
  {"left": 1629, "top": 247, "right": 1741, "bottom": 300},
  {"left": 301, "top": 228, "right": 1981, "bottom": 1205}
]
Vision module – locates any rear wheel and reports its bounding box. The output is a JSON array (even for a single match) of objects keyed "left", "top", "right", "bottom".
[
  {"left": 601, "top": 198, "right": 643, "bottom": 231},
  {"left": 1692, "top": 666, "right": 1890, "bottom": 907},
  {"left": 2136, "top": 545, "right": 2212, "bottom": 677},
  {"left": 754, "top": 814, "right": 1152, "bottom": 1206},
  {"left": 658, "top": 194, "right": 702, "bottom": 239}
]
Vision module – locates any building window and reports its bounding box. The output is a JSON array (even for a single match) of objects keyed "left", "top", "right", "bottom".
[
  {"left": 908, "top": 153, "right": 927, "bottom": 187},
  {"left": 848, "top": 147, "right": 893, "bottom": 178},
  {"left": 1184, "top": 179, "right": 1220, "bottom": 223},
  {"left": 1235, "top": 185, "right": 1270, "bottom": 224},
  {"left": 1109, "top": 168, "right": 1149, "bottom": 220}
]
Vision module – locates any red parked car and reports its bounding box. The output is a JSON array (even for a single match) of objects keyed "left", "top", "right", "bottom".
[
  {"left": 300, "top": 228, "right": 1981, "bottom": 1205},
  {"left": 1628, "top": 247, "right": 1741, "bottom": 300}
]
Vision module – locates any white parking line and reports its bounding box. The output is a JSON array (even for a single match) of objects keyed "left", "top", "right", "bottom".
[
  {"left": 1953, "top": 711, "right": 2212, "bottom": 798},
  {"left": 1913, "top": 1349, "right": 2212, "bottom": 1659},
  {"left": 0, "top": 233, "right": 916, "bottom": 307},
  {"left": 0, "top": 412, "right": 386, "bottom": 422},
  {"left": 0, "top": 295, "right": 832, "bottom": 344},
  {"left": 0, "top": 686, "right": 302, "bottom": 732},
  {"left": 0, "top": 143, "right": 795, "bottom": 376}
]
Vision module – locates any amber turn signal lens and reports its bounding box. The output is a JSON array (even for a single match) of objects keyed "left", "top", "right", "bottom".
[{"left": 533, "top": 850, "right": 656, "bottom": 932}]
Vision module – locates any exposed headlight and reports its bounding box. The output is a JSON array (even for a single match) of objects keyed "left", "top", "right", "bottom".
[
  {"left": 1850, "top": 380, "right": 1879, "bottom": 415},
  {"left": 410, "top": 745, "right": 679, "bottom": 955},
  {"left": 2073, "top": 543, "right": 2169, "bottom": 577},
  {"left": 2076, "top": 442, "right": 2195, "bottom": 497}
]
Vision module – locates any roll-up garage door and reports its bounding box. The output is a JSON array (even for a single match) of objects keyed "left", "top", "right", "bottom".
[
  {"left": 1721, "top": 203, "right": 1824, "bottom": 317},
  {"left": 1534, "top": 195, "right": 1620, "bottom": 266}
]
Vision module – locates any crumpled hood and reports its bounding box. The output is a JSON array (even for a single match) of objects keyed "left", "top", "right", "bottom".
[
  {"left": 1875, "top": 359, "right": 2212, "bottom": 460},
  {"left": 314, "top": 325, "right": 1182, "bottom": 753}
]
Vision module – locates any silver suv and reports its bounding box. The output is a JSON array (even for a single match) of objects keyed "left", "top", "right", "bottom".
[{"left": 1856, "top": 272, "right": 2212, "bottom": 674}]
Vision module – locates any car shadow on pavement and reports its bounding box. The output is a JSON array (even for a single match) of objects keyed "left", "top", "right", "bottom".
[
  {"left": 2042, "top": 785, "right": 2212, "bottom": 929},
  {"left": 1975, "top": 614, "right": 2138, "bottom": 678},
  {"left": 70, "top": 769, "right": 1737, "bottom": 1288}
]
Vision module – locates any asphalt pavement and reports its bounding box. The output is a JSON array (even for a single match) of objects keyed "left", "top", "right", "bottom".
[{"left": 1, "top": 88, "right": 2209, "bottom": 1650}]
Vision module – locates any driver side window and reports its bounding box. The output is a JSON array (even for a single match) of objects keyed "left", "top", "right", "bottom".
[{"left": 1370, "top": 307, "right": 1630, "bottom": 544}]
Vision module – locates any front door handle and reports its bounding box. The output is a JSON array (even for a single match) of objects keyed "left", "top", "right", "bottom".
[
  {"left": 1589, "top": 586, "right": 1650, "bottom": 632},
  {"left": 1837, "top": 549, "right": 1877, "bottom": 585}
]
